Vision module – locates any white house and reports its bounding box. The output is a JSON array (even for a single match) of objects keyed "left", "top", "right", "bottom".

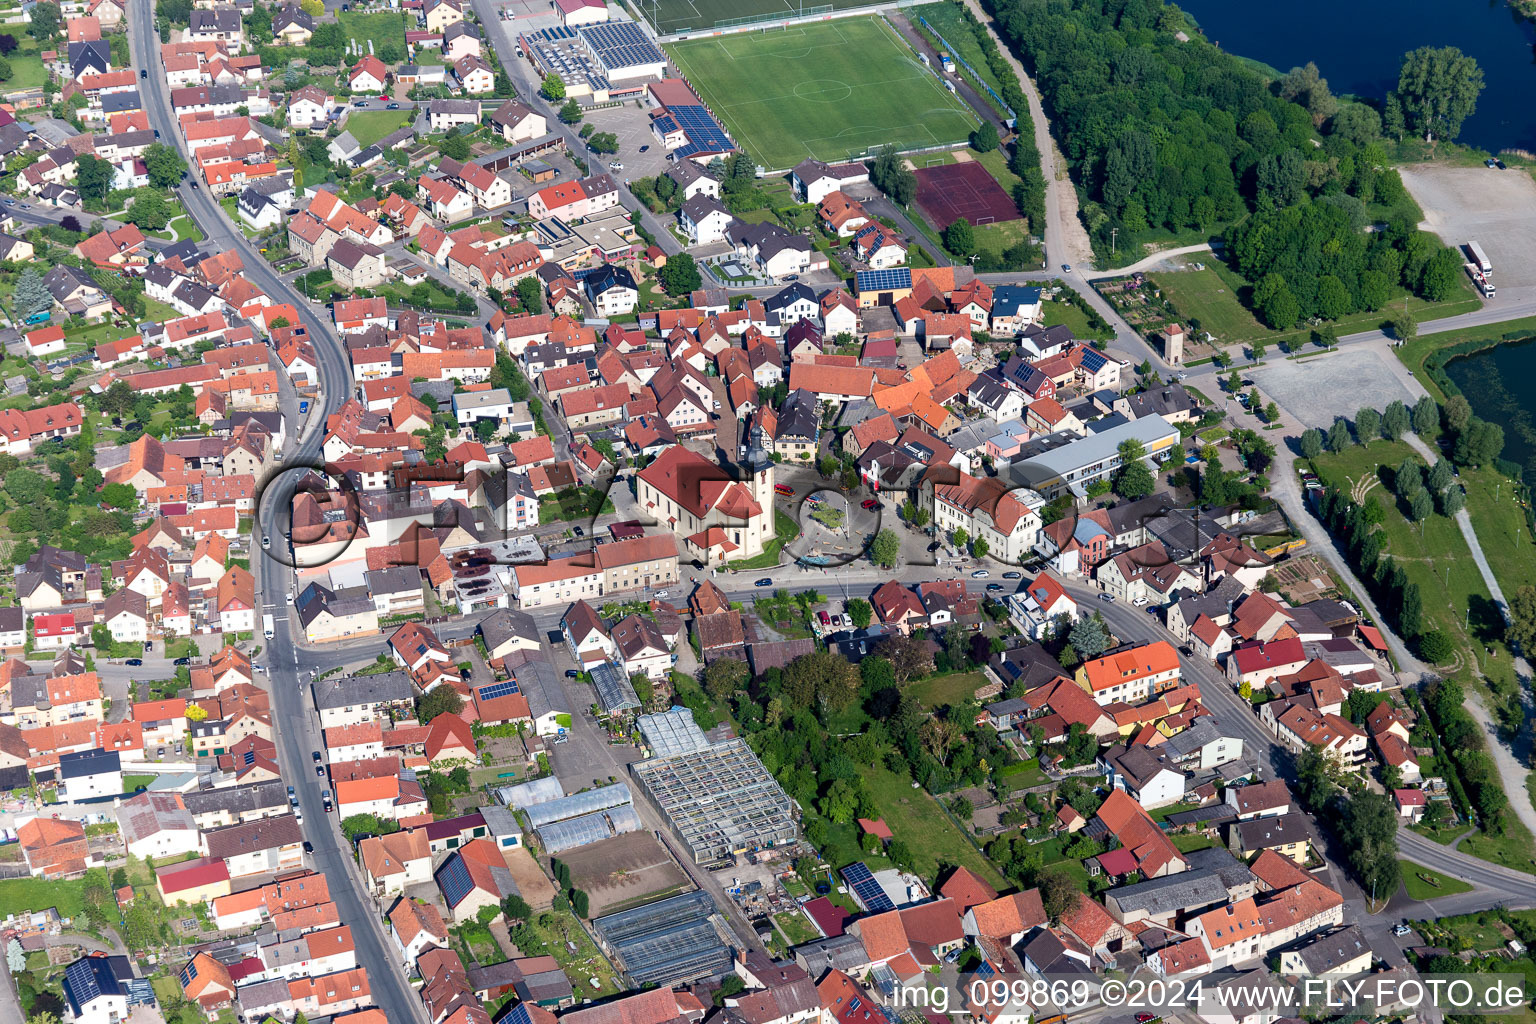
[
  {"left": 60, "top": 749, "right": 122, "bottom": 802},
  {"left": 585, "top": 264, "right": 638, "bottom": 317},
  {"left": 1004, "top": 570, "right": 1077, "bottom": 640},
  {"left": 679, "top": 194, "right": 733, "bottom": 246},
  {"left": 237, "top": 188, "right": 282, "bottom": 231},
  {"left": 62, "top": 955, "right": 144, "bottom": 1024}
]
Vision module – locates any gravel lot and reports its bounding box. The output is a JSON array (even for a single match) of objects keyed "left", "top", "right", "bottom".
[
  {"left": 1250, "top": 345, "right": 1418, "bottom": 429},
  {"left": 1399, "top": 163, "right": 1536, "bottom": 291}
]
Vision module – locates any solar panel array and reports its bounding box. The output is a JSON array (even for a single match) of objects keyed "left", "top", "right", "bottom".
[
  {"left": 477, "top": 679, "right": 521, "bottom": 702},
  {"left": 841, "top": 861, "right": 895, "bottom": 912},
  {"left": 66, "top": 960, "right": 103, "bottom": 1007},
  {"left": 435, "top": 855, "right": 475, "bottom": 907},
  {"left": 668, "top": 105, "right": 732, "bottom": 159},
  {"left": 855, "top": 268, "right": 912, "bottom": 292},
  {"left": 580, "top": 21, "right": 665, "bottom": 71}
]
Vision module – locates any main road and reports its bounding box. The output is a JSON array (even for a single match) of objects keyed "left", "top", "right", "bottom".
[{"left": 127, "top": 7, "right": 425, "bottom": 1024}]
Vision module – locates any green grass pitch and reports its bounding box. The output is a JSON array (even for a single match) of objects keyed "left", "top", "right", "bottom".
[
  {"left": 638, "top": 0, "right": 885, "bottom": 38},
  {"left": 665, "top": 17, "right": 979, "bottom": 170}
]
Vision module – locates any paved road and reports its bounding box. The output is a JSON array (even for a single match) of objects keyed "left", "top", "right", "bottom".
[{"left": 127, "top": 8, "right": 425, "bottom": 1024}]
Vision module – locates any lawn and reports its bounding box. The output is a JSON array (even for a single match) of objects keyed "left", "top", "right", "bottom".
[
  {"left": 5, "top": 54, "right": 45, "bottom": 91},
  {"left": 1400, "top": 859, "right": 1474, "bottom": 900},
  {"left": 906, "top": 670, "right": 985, "bottom": 708},
  {"left": 860, "top": 764, "right": 1007, "bottom": 889},
  {"left": 1460, "top": 462, "right": 1536, "bottom": 600},
  {"left": 1041, "top": 299, "right": 1110, "bottom": 342},
  {"left": 335, "top": 9, "right": 407, "bottom": 52},
  {"left": 639, "top": 0, "right": 888, "bottom": 37},
  {"left": 1307, "top": 440, "right": 1501, "bottom": 679},
  {"left": 773, "top": 908, "right": 821, "bottom": 945},
  {"left": 1172, "top": 833, "right": 1217, "bottom": 853},
  {"left": 727, "top": 509, "right": 800, "bottom": 570},
  {"left": 346, "top": 109, "right": 414, "bottom": 148},
  {"left": 1148, "top": 258, "right": 1482, "bottom": 352},
  {"left": 666, "top": 16, "right": 977, "bottom": 169},
  {"left": 122, "top": 774, "right": 155, "bottom": 792},
  {"left": 1457, "top": 818, "right": 1536, "bottom": 875},
  {"left": 0, "top": 876, "right": 84, "bottom": 918}
]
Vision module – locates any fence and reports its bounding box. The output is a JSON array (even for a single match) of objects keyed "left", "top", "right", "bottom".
[
  {"left": 715, "top": 3, "right": 831, "bottom": 29},
  {"left": 916, "top": 14, "right": 1017, "bottom": 123}
]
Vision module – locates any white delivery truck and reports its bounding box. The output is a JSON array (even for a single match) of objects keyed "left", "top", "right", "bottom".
[
  {"left": 1467, "top": 240, "right": 1492, "bottom": 275},
  {"left": 263, "top": 613, "right": 275, "bottom": 640}
]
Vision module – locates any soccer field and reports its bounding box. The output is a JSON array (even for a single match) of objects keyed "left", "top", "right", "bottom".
[
  {"left": 666, "top": 17, "right": 978, "bottom": 170},
  {"left": 640, "top": 0, "right": 884, "bottom": 38}
]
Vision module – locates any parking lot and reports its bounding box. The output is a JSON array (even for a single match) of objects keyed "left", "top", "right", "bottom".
[
  {"left": 1249, "top": 343, "right": 1418, "bottom": 430},
  {"left": 581, "top": 105, "right": 672, "bottom": 183},
  {"left": 1400, "top": 162, "right": 1536, "bottom": 295}
]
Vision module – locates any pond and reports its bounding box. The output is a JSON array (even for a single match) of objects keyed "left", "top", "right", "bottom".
[
  {"left": 1443, "top": 337, "right": 1536, "bottom": 479},
  {"left": 1178, "top": 0, "right": 1536, "bottom": 153}
]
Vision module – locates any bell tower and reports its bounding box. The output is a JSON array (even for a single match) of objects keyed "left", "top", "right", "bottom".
[{"left": 744, "top": 422, "right": 776, "bottom": 541}]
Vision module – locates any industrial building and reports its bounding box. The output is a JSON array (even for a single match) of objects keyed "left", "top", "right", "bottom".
[
  {"left": 629, "top": 708, "right": 797, "bottom": 865},
  {"left": 592, "top": 890, "right": 732, "bottom": 987}
]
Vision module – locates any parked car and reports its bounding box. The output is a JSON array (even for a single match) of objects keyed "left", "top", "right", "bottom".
[
  {"left": 573, "top": 525, "right": 584, "bottom": 536},
  {"left": 140, "top": 69, "right": 147, "bottom": 78},
  {"left": 1002, "top": 571, "right": 1022, "bottom": 579},
  {"left": 386, "top": 102, "right": 400, "bottom": 109},
  {"left": 817, "top": 611, "right": 831, "bottom": 626},
  {"left": 970, "top": 570, "right": 989, "bottom": 578},
  {"left": 1099, "top": 593, "right": 1115, "bottom": 603},
  {"left": 754, "top": 577, "right": 774, "bottom": 587},
  {"left": 173, "top": 657, "right": 190, "bottom": 665},
  {"left": 639, "top": 145, "right": 649, "bottom": 152},
  {"left": 126, "top": 658, "right": 142, "bottom": 666},
  {"left": 302, "top": 840, "right": 314, "bottom": 853},
  {"left": 143, "top": 641, "right": 153, "bottom": 650},
  {"left": 316, "top": 765, "right": 325, "bottom": 776},
  {"left": 986, "top": 583, "right": 1003, "bottom": 591},
  {"left": 861, "top": 499, "right": 880, "bottom": 509},
  {"left": 655, "top": 590, "right": 669, "bottom": 599},
  {"left": 312, "top": 751, "right": 322, "bottom": 762},
  {"left": 565, "top": 669, "right": 580, "bottom": 678}
]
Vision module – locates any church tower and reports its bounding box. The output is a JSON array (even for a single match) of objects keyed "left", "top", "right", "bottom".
[{"left": 744, "top": 422, "right": 776, "bottom": 542}]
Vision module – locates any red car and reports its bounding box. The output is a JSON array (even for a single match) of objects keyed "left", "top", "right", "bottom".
[
  {"left": 861, "top": 499, "right": 881, "bottom": 510},
  {"left": 379, "top": 94, "right": 390, "bottom": 101}
]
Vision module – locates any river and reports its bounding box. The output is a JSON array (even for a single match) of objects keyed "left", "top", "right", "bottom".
[
  {"left": 1445, "top": 339, "right": 1536, "bottom": 479},
  {"left": 1178, "top": 0, "right": 1536, "bottom": 154}
]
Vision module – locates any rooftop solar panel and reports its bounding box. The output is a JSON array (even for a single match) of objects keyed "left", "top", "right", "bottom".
[
  {"left": 436, "top": 854, "right": 475, "bottom": 906},
  {"left": 841, "top": 861, "right": 895, "bottom": 911},
  {"left": 856, "top": 268, "right": 913, "bottom": 292},
  {"left": 477, "top": 680, "right": 521, "bottom": 701}
]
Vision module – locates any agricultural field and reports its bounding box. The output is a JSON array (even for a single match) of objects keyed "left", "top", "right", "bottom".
[{"left": 666, "top": 17, "right": 976, "bottom": 169}]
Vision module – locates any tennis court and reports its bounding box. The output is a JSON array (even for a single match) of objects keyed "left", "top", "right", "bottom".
[
  {"left": 665, "top": 17, "right": 977, "bottom": 170},
  {"left": 914, "top": 159, "right": 1019, "bottom": 229}
]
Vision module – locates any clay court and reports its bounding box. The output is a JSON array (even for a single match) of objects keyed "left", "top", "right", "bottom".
[
  {"left": 558, "top": 831, "right": 693, "bottom": 916},
  {"left": 914, "top": 160, "right": 1019, "bottom": 230}
]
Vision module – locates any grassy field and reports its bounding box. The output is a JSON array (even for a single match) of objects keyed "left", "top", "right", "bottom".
[
  {"left": 1149, "top": 259, "right": 1482, "bottom": 351},
  {"left": 0, "top": 876, "right": 83, "bottom": 918},
  {"left": 1307, "top": 440, "right": 1503, "bottom": 676},
  {"left": 1401, "top": 860, "right": 1474, "bottom": 900},
  {"left": 638, "top": 0, "right": 888, "bottom": 36},
  {"left": 774, "top": 908, "right": 821, "bottom": 945},
  {"left": 860, "top": 763, "right": 1007, "bottom": 889},
  {"left": 336, "top": 10, "right": 407, "bottom": 52},
  {"left": 906, "top": 670, "right": 985, "bottom": 708},
  {"left": 667, "top": 17, "right": 977, "bottom": 169},
  {"left": 1042, "top": 299, "right": 1111, "bottom": 341},
  {"left": 346, "top": 109, "right": 414, "bottom": 148}
]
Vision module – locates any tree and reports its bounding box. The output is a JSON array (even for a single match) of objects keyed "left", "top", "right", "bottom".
[
  {"left": 515, "top": 276, "right": 542, "bottom": 314},
  {"left": 6, "top": 937, "right": 22, "bottom": 974},
  {"left": 657, "top": 253, "right": 701, "bottom": 295},
  {"left": 76, "top": 154, "right": 113, "bottom": 201},
  {"left": 1413, "top": 395, "right": 1440, "bottom": 438},
  {"left": 1454, "top": 418, "right": 1504, "bottom": 466},
  {"left": 1110, "top": 438, "right": 1154, "bottom": 498},
  {"left": 1314, "top": 274, "right": 1350, "bottom": 320},
  {"left": 1444, "top": 394, "right": 1472, "bottom": 432},
  {"left": 13, "top": 268, "right": 51, "bottom": 319},
  {"left": 1382, "top": 400, "right": 1410, "bottom": 440},
  {"left": 847, "top": 598, "right": 872, "bottom": 629},
  {"left": 869, "top": 144, "right": 916, "bottom": 206},
  {"left": 124, "top": 189, "right": 172, "bottom": 231},
  {"left": 1263, "top": 401, "right": 1280, "bottom": 424},
  {"left": 1038, "top": 870, "right": 1080, "bottom": 923},
  {"left": 1427, "top": 459, "right": 1454, "bottom": 493},
  {"left": 1400, "top": 582, "right": 1422, "bottom": 638},
  {"left": 703, "top": 656, "right": 748, "bottom": 700},
  {"left": 879, "top": 633, "right": 933, "bottom": 683},
  {"left": 558, "top": 99, "right": 582, "bottom": 124},
  {"left": 1299, "top": 428, "right": 1323, "bottom": 460},
  {"left": 570, "top": 889, "right": 590, "bottom": 918},
  {"left": 972, "top": 537, "right": 989, "bottom": 560},
  {"left": 1354, "top": 407, "right": 1380, "bottom": 442},
  {"left": 942, "top": 217, "right": 975, "bottom": 256},
  {"left": 869, "top": 529, "right": 900, "bottom": 568},
  {"left": 1338, "top": 790, "right": 1401, "bottom": 898},
  {"left": 27, "top": 1, "right": 58, "bottom": 38},
  {"left": 1390, "top": 311, "right": 1417, "bottom": 343},
  {"left": 1418, "top": 630, "right": 1454, "bottom": 664},
  {"left": 143, "top": 143, "right": 186, "bottom": 189},
  {"left": 1068, "top": 616, "right": 1111, "bottom": 658},
  {"left": 1419, "top": 246, "right": 1464, "bottom": 301},
  {"left": 1395, "top": 46, "right": 1485, "bottom": 143},
  {"left": 540, "top": 73, "right": 565, "bottom": 100},
  {"left": 415, "top": 685, "right": 462, "bottom": 723},
  {"left": 502, "top": 894, "right": 532, "bottom": 922},
  {"left": 1407, "top": 487, "right": 1433, "bottom": 522},
  {"left": 1327, "top": 417, "right": 1352, "bottom": 453},
  {"left": 1278, "top": 61, "right": 1336, "bottom": 126},
  {"left": 1252, "top": 272, "right": 1299, "bottom": 329},
  {"left": 1508, "top": 585, "right": 1536, "bottom": 655},
  {"left": 784, "top": 650, "right": 859, "bottom": 713},
  {"left": 439, "top": 132, "right": 470, "bottom": 161},
  {"left": 970, "top": 121, "right": 999, "bottom": 153},
  {"left": 1295, "top": 746, "right": 1336, "bottom": 810},
  {"left": 1439, "top": 485, "right": 1465, "bottom": 515}
]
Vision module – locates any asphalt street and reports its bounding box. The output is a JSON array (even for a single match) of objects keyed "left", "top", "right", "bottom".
[{"left": 127, "top": 8, "right": 426, "bottom": 1023}]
